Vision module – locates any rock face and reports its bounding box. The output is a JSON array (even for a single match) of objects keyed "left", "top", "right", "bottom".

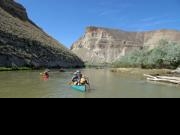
[
  {"left": 0, "top": 0, "right": 28, "bottom": 21},
  {"left": 71, "top": 26, "right": 180, "bottom": 64},
  {"left": 0, "top": 0, "right": 84, "bottom": 68}
]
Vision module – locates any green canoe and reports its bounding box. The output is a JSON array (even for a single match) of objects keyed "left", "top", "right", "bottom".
[{"left": 71, "top": 85, "right": 86, "bottom": 92}]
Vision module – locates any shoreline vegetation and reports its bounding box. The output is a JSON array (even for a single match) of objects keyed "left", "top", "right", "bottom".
[
  {"left": 110, "top": 39, "right": 180, "bottom": 85},
  {"left": 113, "top": 40, "right": 180, "bottom": 70},
  {"left": 0, "top": 66, "right": 83, "bottom": 72},
  {"left": 0, "top": 67, "right": 32, "bottom": 71}
]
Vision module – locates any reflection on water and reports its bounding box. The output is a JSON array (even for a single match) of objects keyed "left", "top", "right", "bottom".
[{"left": 0, "top": 69, "right": 180, "bottom": 98}]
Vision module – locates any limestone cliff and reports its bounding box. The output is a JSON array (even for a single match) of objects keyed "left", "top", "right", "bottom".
[
  {"left": 71, "top": 26, "right": 180, "bottom": 64},
  {"left": 0, "top": 0, "right": 84, "bottom": 68}
]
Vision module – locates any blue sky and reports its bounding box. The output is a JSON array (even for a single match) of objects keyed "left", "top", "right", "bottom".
[{"left": 17, "top": 0, "right": 180, "bottom": 48}]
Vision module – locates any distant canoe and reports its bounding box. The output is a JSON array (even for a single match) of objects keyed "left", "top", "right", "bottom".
[{"left": 71, "top": 85, "right": 86, "bottom": 92}]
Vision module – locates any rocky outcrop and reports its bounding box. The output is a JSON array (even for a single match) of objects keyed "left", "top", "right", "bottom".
[
  {"left": 143, "top": 30, "right": 180, "bottom": 48},
  {"left": 0, "top": 0, "right": 28, "bottom": 21},
  {"left": 71, "top": 26, "right": 180, "bottom": 64},
  {"left": 0, "top": 0, "right": 84, "bottom": 68}
]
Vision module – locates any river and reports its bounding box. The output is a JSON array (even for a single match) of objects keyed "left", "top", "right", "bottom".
[{"left": 0, "top": 69, "right": 180, "bottom": 98}]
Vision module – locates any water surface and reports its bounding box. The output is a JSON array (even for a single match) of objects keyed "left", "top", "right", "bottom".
[{"left": 0, "top": 69, "right": 179, "bottom": 98}]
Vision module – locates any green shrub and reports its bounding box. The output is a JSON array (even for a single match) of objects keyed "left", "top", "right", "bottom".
[{"left": 113, "top": 40, "right": 180, "bottom": 69}]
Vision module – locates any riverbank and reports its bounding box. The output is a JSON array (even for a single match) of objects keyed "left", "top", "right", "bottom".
[
  {"left": 0, "top": 66, "right": 173, "bottom": 76},
  {"left": 111, "top": 68, "right": 172, "bottom": 75},
  {"left": 0, "top": 67, "right": 33, "bottom": 71},
  {"left": 0, "top": 66, "right": 83, "bottom": 72}
]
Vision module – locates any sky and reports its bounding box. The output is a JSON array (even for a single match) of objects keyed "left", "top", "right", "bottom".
[{"left": 17, "top": 0, "right": 180, "bottom": 48}]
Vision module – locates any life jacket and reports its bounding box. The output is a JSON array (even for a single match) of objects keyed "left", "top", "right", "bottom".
[
  {"left": 43, "top": 73, "right": 49, "bottom": 78},
  {"left": 80, "top": 77, "right": 87, "bottom": 85}
]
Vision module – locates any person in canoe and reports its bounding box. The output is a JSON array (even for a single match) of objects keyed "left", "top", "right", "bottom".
[
  {"left": 40, "top": 69, "right": 50, "bottom": 79},
  {"left": 44, "top": 71, "right": 49, "bottom": 78},
  {"left": 72, "top": 70, "right": 82, "bottom": 85},
  {"left": 71, "top": 70, "right": 90, "bottom": 86},
  {"left": 80, "top": 75, "right": 90, "bottom": 86}
]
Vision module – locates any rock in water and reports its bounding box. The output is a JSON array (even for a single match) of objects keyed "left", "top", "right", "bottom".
[
  {"left": 0, "top": 0, "right": 84, "bottom": 68},
  {"left": 71, "top": 26, "right": 180, "bottom": 64}
]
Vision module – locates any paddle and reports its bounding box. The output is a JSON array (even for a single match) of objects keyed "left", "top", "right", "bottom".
[
  {"left": 85, "top": 76, "right": 91, "bottom": 90},
  {"left": 87, "top": 82, "right": 91, "bottom": 90}
]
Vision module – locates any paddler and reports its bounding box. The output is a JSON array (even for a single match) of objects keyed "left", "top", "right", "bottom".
[{"left": 40, "top": 69, "right": 50, "bottom": 78}]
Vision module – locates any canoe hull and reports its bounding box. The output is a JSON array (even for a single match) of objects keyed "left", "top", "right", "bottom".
[{"left": 71, "top": 85, "right": 86, "bottom": 92}]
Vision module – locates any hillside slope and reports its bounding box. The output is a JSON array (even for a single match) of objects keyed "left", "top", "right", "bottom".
[{"left": 0, "top": 0, "right": 84, "bottom": 68}]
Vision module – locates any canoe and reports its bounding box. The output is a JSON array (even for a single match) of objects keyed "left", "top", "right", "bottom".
[{"left": 71, "top": 85, "right": 86, "bottom": 92}]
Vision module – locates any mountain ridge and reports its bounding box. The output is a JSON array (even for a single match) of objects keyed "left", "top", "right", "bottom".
[{"left": 71, "top": 26, "right": 180, "bottom": 64}]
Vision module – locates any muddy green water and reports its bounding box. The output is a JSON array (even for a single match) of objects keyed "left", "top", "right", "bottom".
[{"left": 0, "top": 69, "right": 179, "bottom": 98}]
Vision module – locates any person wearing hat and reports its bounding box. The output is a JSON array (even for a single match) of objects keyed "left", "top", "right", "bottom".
[
  {"left": 40, "top": 69, "right": 50, "bottom": 78},
  {"left": 44, "top": 71, "right": 49, "bottom": 78},
  {"left": 72, "top": 72, "right": 78, "bottom": 84},
  {"left": 72, "top": 70, "right": 82, "bottom": 85},
  {"left": 76, "top": 70, "right": 82, "bottom": 85}
]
